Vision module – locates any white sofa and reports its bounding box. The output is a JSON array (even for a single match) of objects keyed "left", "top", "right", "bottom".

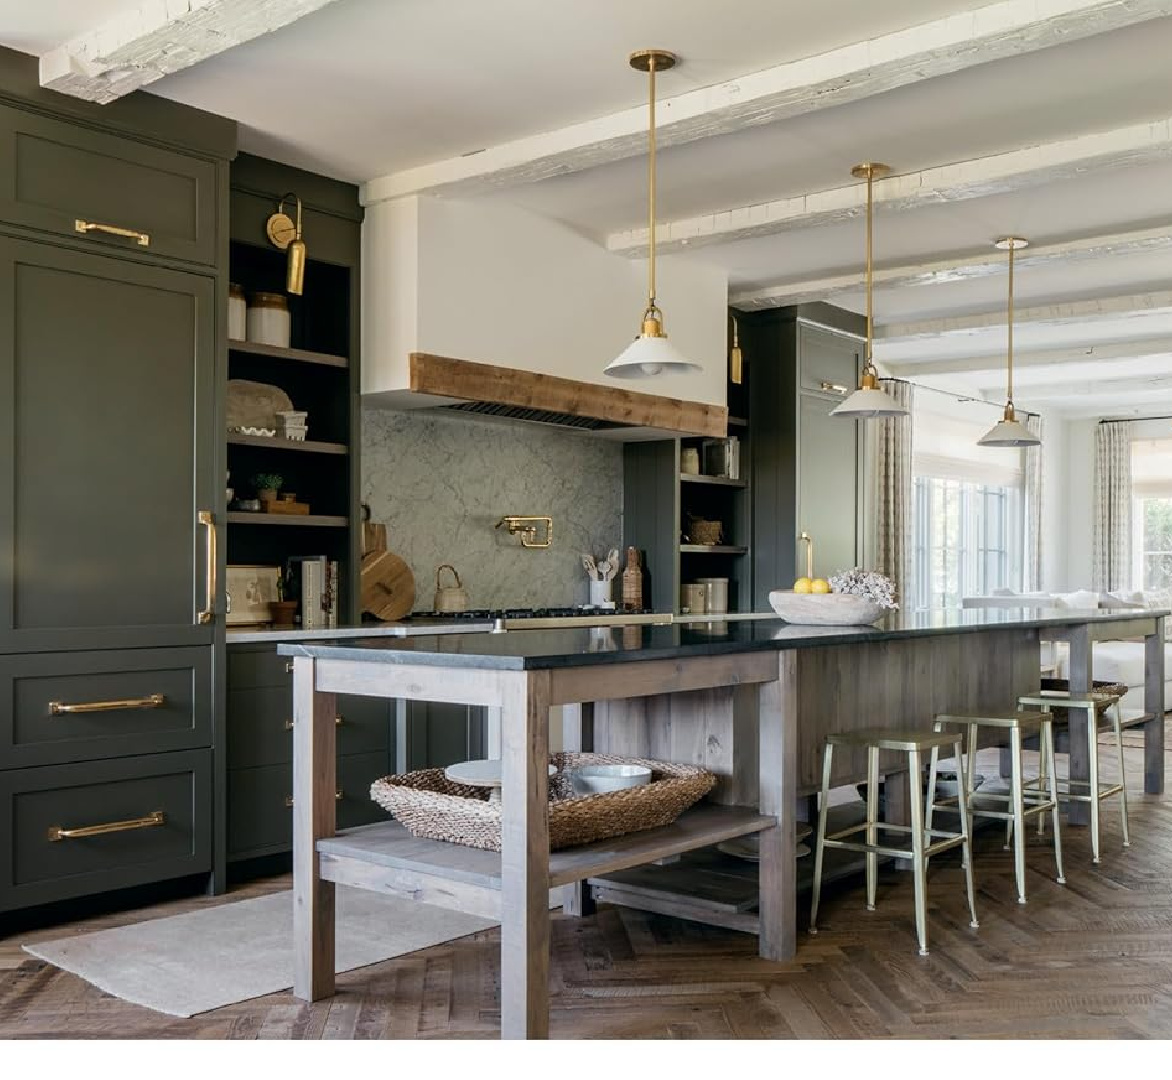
[{"left": 962, "top": 589, "right": 1172, "bottom": 717}]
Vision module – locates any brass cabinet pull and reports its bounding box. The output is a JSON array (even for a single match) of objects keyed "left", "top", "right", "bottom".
[
  {"left": 74, "top": 219, "right": 150, "bottom": 247},
  {"left": 49, "top": 693, "right": 165, "bottom": 715},
  {"left": 284, "top": 716, "right": 344, "bottom": 731},
  {"left": 285, "top": 661, "right": 294, "bottom": 674},
  {"left": 820, "top": 381, "right": 850, "bottom": 396},
  {"left": 198, "top": 510, "right": 216, "bottom": 624},
  {"left": 285, "top": 790, "right": 343, "bottom": 808},
  {"left": 48, "top": 810, "right": 165, "bottom": 842}
]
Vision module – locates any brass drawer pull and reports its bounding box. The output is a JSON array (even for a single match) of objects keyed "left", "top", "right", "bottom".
[
  {"left": 49, "top": 693, "right": 165, "bottom": 715},
  {"left": 74, "top": 219, "right": 150, "bottom": 247},
  {"left": 48, "top": 810, "right": 165, "bottom": 842},
  {"left": 285, "top": 790, "right": 343, "bottom": 808},
  {"left": 284, "top": 716, "right": 344, "bottom": 730},
  {"left": 285, "top": 661, "right": 294, "bottom": 674},
  {"left": 197, "top": 510, "right": 216, "bottom": 625},
  {"left": 820, "top": 381, "right": 850, "bottom": 396}
]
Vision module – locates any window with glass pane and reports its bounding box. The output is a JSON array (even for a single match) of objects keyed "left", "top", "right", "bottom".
[
  {"left": 913, "top": 476, "right": 1019, "bottom": 611},
  {"left": 1136, "top": 498, "right": 1172, "bottom": 589},
  {"left": 1131, "top": 437, "right": 1172, "bottom": 589}
]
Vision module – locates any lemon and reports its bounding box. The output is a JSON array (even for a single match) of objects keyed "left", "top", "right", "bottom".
[
  {"left": 793, "top": 577, "right": 813, "bottom": 594},
  {"left": 811, "top": 578, "right": 832, "bottom": 594}
]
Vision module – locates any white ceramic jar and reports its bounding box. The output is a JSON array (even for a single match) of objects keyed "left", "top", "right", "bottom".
[
  {"left": 227, "top": 283, "right": 247, "bottom": 341},
  {"left": 246, "top": 291, "right": 291, "bottom": 348}
]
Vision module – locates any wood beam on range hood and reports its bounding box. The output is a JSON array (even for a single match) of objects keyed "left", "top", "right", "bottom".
[{"left": 409, "top": 353, "right": 727, "bottom": 438}]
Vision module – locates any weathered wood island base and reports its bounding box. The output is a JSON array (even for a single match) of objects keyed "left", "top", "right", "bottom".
[{"left": 281, "top": 608, "right": 1166, "bottom": 1040}]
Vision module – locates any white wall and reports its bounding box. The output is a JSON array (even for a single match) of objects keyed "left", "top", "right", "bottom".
[
  {"left": 1038, "top": 408, "right": 1069, "bottom": 592},
  {"left": 1062, "top": 417, "right": 1097, "bottom": 590},
  {"left": 362, "top": 194, "right": 729, "bottom": 405}
]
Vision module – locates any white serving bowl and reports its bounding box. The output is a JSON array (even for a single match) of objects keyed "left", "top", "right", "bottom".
[
  {"left": 768, "top": 590, "right": 886, "bottom": 626},
  {"left": 570, "top": 763, "right": 652, "bottom": 796}
]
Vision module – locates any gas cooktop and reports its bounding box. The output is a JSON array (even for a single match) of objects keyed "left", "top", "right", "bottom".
[{"left": 405, "top": 606, "right": 671, "bottom": 631}]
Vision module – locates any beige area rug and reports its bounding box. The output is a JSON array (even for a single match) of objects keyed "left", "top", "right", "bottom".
[{"left": 23, "top": 886, "right": 496, "bottom": 1018}]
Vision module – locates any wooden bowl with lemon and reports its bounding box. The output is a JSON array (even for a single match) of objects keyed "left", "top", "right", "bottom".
[{"left": 768, "top": 575, "right": 887, "bottom": 626}]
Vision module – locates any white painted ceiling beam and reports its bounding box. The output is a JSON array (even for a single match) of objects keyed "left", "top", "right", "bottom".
[
  {"left": 361, "top": 0, "right": 1172, "bottom": 203},
  {"left": 885, "top": 335, "right": 1172, "bottom": 379},
  {"left": 731, "top": 225, "right": 1172, "bottom": 311},
  {"left": 877, "top": 290, "right": 1172, "bottom": 344},
  {"left": 40, "top": 0, "right": 343, "bottom": 104},
  {"left": 610, "top": 117, "right": 1172, "bottom": 256},
  {"left": 1016, "top": 373, "right": 1172, "bottom": 400}
]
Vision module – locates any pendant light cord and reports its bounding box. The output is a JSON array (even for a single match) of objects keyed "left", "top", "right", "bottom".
[
  {"left": 865, "top": 167, "right": 874, "bottom": 370},
  {"left": 647, "top": 54, "right": 657, "bottom": 314},
  {"left": 1007, "top": 239, "right": 1015, "bottom": 408}
]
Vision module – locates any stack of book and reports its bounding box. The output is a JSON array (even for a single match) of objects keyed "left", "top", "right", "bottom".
[
  {"left": 285, "top": 555, "right": 339, "bottom": 630},
  {"left": 702, "top": 435, "right": 741, "bottom": 480}
]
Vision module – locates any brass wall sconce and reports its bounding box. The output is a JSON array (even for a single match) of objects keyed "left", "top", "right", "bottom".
[
  {"left": 495, "top": 515, "right": 553, "bottom": 549},
  {"left": 729, "top": 314, "right": 743, "bottom": 385},
  {"left": 265, "top": 192, "right": 306, "bottom": 295}
]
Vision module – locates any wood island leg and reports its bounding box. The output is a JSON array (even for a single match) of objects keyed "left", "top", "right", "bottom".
[
  {"left": 1145, "top": 620, "right": 1166, "bottom": 795},
  {"left": 499, "top": 672, "right": 552, "bottom": 1040},
  {"left": 291, "top": 656, "right": 337, "bottom": 1002},
  {"left": 1067, "top": 625, "right": 1091, "bottom": 826},
  {"left": 560, "top": 702, "right": 596, "bottom": 918},
  {"left": 758, "top": 651, "right": 797, "bottom": 960}
]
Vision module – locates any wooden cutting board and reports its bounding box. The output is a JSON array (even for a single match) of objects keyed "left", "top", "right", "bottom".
[{"left": 360, "top": 520, "right": 414, "bottom": 621}]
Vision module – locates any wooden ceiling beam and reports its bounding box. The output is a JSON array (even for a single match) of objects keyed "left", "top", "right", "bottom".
[
  {"left": 40, "top": 0, "right": 343, "bottom": 104},
  {"left": 362, "top": 0, "right": 1172, "bottom": 203}
]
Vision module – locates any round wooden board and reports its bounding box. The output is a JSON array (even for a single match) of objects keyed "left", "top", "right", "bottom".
[{"left": 360, "top": 549, "right": 415, "bottom": 621}]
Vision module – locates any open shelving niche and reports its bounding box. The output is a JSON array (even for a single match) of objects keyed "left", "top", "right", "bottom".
[
  {"left": 225, "top": 171, "right": 361, "bottom": 626},
  {"left": 622, "top": 316, "right": 752, "bottom": 615}
]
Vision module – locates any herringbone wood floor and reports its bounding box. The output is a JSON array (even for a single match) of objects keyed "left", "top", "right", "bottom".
[{"left": 3, "top": 736, "right": 1172, "bottom": 1039}]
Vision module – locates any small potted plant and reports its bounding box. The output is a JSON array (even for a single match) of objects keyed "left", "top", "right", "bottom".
[
  {"left": 252, "top": 472, "right": 283, "bottom": 505},
  {"left": 268, "top": 571, "right": 298, "bottom": 628}
]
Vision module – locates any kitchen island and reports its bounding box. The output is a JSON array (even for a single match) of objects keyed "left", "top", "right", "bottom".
[{"left": 280, "top": 606, "right": 1166, "bottom": 1039}]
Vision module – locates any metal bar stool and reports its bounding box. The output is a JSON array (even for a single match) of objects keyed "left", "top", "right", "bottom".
[
  {"left": 809, "top": 727, "right": 979, "bottom": 957},
  {"left": 929, "top": 710, "right": 1064, "bottom": 905},
  {"left": 1017, "top": 689, "right": 1129, "bottom": 864}
]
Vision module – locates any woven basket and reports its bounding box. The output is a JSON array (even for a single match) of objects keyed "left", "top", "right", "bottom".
[
  {"left": 369, "top": 752, "right": 717, "bottom": 852},
  {"left": 1038, "top": 678, "right": 1129, "bottom": 728},
  {"left": 687, "top": 516, "right": 723, "bottom": 546}
]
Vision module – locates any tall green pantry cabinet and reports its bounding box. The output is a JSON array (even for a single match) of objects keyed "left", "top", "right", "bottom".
[{"left": 0, "top": 48, "right": 234, "bottom": 913}]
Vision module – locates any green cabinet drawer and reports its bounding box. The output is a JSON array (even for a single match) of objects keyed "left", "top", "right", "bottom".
[
  {"left": 0, "top": 103, "right": 218, "bottom": 265},
  {"left": 0, "top": 749, "right": 211, "bottom": 912},
  {"left": 0, "top": 648, "right": 212, "bottom": 769},
  {"left": 227, "top": 647, "right": 294, "bottom": 690},
  {"left": 227, "top": 751, "right": 391, "bottom": 860},
  {"left": 797, "top": 323, "right": 861, "bottom": 398}
]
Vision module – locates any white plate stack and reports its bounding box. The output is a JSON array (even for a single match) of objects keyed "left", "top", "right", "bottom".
[{"left": 275, "top": 410, "right": 308, "bottom": 441}]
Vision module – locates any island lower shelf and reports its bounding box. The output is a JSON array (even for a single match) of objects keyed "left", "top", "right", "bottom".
[{"left": 316, "top": 804, "right": 776, "bottom": 891}]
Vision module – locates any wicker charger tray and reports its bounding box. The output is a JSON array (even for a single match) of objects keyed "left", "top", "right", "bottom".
[{"left": 369, "top": 751, "right": 717, "bottom": 852}]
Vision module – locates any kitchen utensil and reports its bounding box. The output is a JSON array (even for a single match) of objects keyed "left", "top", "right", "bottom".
[
  {"left": 605, "top": 549, "right": 620, "bottom": 581},
  {"left": 768, "top": 590, "right": 886, "bottom": 625},
  {"left": 589, "top": 579, "right": 613, "bottom": 606},
  {"left": 226, "top": 379, "right": 294, "bottom": 432},
  {"left": 443, "top": 759, "right": 559, "bottom": 804},
  {"left": 358, "top": 511, "right": 415, "bottom": 621},
  {"left": 581, "top": 553, "right": 599, "bottom": 580},
  {"left": 433, "top": 564, "right": 468, "bottom": 612},
  {"left": 569, "top": 763, "right": 652, "bottom": 795}
]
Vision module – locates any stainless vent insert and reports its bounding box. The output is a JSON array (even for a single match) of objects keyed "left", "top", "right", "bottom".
[{"left": 439, "top": 401, "right": 627, "bottom": 431}]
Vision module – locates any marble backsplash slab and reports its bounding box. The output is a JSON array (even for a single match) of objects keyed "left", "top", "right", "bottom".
[{"left": 362, "top": 406, "right": 624, "bottom": 611}]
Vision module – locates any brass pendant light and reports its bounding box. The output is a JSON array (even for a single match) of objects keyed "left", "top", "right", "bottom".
[
  {"left": 605, "top": 49, "right": 701, "bottom": 379},
  {"left": 978, "top": 237, "right": 1040, "bottom": 448},
  {"left": 729, "top": 314, "right": 743, "bottom": 384},
  {"left": 830, "top": 163, "right": 909, "bottom": 419}
]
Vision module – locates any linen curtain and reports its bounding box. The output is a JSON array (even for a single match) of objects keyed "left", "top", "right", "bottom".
[
  {"left": 876, "top": 379, "right": 915, "bottom": 606},
  {"left": 1022, "top": 413, "right": 1044, "bottom": 592},
  {"left": 1092, "top": 420, "right": 1133, "bottom": 592}
]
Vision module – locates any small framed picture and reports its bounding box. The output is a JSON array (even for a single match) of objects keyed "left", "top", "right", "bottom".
[{"left": 226, "top": 565, "right": 282, "bottom": 626}]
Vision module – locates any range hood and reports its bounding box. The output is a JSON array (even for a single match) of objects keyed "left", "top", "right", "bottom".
[{"left": 404, "top": 352, "right": 727, "bottom": 439}]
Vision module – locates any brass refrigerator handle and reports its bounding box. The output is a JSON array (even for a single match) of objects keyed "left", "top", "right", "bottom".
[
  {"left": 198, "top": 510, "right": 216, "bottom": 624},
  {"left": 820, "top": 381, "right": 850, "bottom": 396},
  {"left": 74, "top": 219, "right": 150, "bottom": 247},
  {"left": 47, "top": 810, "right": 165, "bottom": 842},
  {"left": 284, "top": 716, "right": 344, "bottom": 730},
  {"left": 49, "top": 693, "right": 165, "bottom": 715},
  {"left": 286, "top": 791, "right": 343, "bottom": 808},
  {"left": 799, "top": 531, "right": 814, "bottom": 580}
]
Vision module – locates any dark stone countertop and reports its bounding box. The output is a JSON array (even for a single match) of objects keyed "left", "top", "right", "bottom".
[{"left": 277, "top": 607, "right": 1168, "bottom": 671}]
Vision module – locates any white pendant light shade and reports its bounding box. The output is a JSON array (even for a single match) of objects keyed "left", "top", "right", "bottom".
[
  {"left": 978, "top": 406, "right": 1041, "bottom": 447},
  {"left": 606, "top": 50, "right": 701, "bottom": 379},
  {"left": 980, "top": 236, "right": 1039, "bottom": 448},
  {"left": 832, "top": 162, "right": 907, "bottom": 420},
  {"left": 604, "top": 319, "right": 701, "bottom": 378}
]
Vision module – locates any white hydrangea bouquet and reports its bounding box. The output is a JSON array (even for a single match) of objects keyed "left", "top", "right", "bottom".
[{"left": 827, "top": 568, "right": 899, "bottom": 611}]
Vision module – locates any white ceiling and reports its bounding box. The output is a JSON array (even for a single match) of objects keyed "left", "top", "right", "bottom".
[{"left": 6, "top": 0, "right": 1172, "bottom": 419}]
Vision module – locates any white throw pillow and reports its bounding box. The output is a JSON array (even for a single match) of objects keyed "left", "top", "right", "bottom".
[{"left": 1051, "top": 589, "right": 1100, "bottom": 610}]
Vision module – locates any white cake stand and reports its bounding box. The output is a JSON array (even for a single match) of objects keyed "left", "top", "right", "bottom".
[{"left": 444, "top": 758, "right": 558, "bottom": 803}]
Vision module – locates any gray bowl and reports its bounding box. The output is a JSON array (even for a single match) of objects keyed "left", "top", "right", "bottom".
[{"left": 570, "top": 763, "right": 652, "bottom": 796}]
